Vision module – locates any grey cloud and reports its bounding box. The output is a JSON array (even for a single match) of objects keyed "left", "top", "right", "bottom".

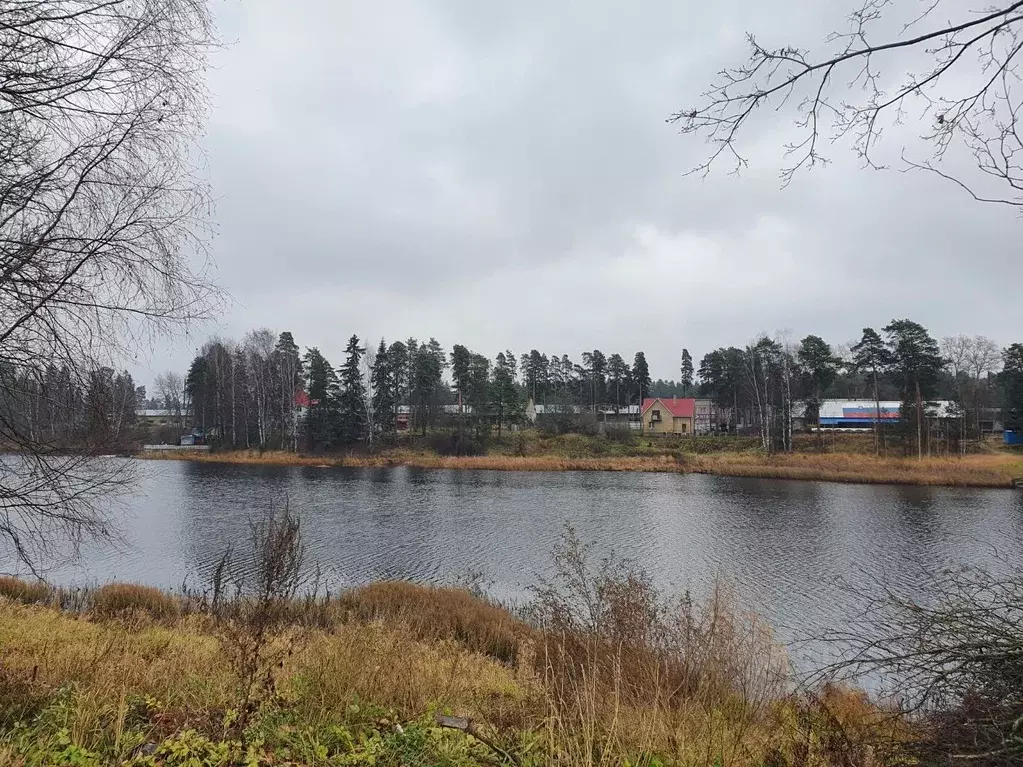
[{"left": 146, "top": 0, "right": 1023, "bottom": 384}]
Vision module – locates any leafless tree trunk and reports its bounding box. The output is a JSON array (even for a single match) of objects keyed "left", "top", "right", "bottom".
[
  {"left": 0, "top": 0, "right": 219, "bottom": 572},
  {"left": 966, "top": 336, "right": 1002, "bottom": 442},
  {"left": 942, "top": 335, "right": 971, "bottom": 455}
]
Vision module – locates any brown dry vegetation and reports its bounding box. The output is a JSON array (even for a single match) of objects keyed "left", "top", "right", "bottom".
[
  {"left": 0, "top": 575, "right": 50, "bottom": 605},
  {"left": 139, "top": 443, "right": 1023, "bottom": 488},
  {"left": 0, "top": 574, "right": 901, "bottom": 766},
  {"left": 89, "top": 583, "right": 180, "bottom": 621}
]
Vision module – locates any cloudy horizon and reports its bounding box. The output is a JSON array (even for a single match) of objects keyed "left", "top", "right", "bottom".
[{"left": 142, "top": 0, "right": 1021, "bottom": 387}]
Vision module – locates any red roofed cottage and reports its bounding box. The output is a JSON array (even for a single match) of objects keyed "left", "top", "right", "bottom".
[{"left": 641, "top": 397, "right": 695, "bottom": 435}]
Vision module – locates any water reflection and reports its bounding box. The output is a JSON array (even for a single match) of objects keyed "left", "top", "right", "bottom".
[{"left": 36, "top": 461, "right": 1023, "bottom": 646}]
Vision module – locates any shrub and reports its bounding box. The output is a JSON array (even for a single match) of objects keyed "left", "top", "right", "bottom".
[
  {"left": 0, "top": 576, "right": 50, "bottom": 605},
  {"left": 335, "top": 581, "right": 525, "bottom": 664},
  {"left": 89, "top": 583, "right": 179, "bottom": 620},
  {"left": 526, "top": 525, "right": 789, "bottom": 759},
  {"left": 603, "top": 424, "right": 636, "bottom": 445},
  {"left": 426, "top": 431, "right": 486, "bottom": 456}
]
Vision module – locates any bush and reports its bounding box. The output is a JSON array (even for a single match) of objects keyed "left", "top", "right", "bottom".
[
  {"left": 335, "top": 581, "right": 525, "bottom": 664},
  {"left": 603, "top": 424, "right": 636, "bottom": 445},
  {"left": 426, "top": 431, "right": 486, "bottom": 456},
  {"left": 89, "top": 583, "right": 179, "bottom": 620},
  {"left": 526, "top": 525, "right": 790, "bottom": 757},
  {"left": 0, "top": 576, "right": 50, "bottom": 605}
]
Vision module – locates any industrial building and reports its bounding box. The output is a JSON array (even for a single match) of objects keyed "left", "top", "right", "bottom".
[{"left": 816, "top": 399, "right": 957, "bottom": 430}]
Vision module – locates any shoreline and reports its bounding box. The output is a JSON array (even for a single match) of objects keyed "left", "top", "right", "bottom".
[{"left": 137, "top": 448, "right": 1023, "bottom": 489}]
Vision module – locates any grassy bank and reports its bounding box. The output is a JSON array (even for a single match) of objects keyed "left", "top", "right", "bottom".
[
  {"left": 139, "top": 432, "right": 1023, "bottom": 488},
  {"left": 0, "top": 575, "right": 896, "bottom": 767}
]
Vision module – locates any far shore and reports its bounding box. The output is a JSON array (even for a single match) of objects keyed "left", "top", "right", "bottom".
[{"left": 137, "top": 446, "right": 1023, "bottom": 489}]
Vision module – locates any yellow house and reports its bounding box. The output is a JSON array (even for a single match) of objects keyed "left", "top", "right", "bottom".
[{"left": 641, "top": 397, "right": 695, "bottom": 435}]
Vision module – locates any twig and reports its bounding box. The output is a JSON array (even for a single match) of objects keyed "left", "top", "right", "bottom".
[{"left": 434, "top": 713, "right": 519, "bottom": 765}]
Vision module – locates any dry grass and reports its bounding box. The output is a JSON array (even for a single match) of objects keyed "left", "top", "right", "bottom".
[
  {"left": 334, "top": 581, "right": 527, "bottom": 664},
  {"left": 89, "top": 583, "right": 180, "bottom": 621},
  {"left": 0, "top": 575, "right": 50, "bottom": 605},
  {"left": 687, "top": 451, "right": 1021, "bottom": 488},
  {"left": 0, "top": 600, "right": 519, "bottom": 754},
  {"left": 0, "top": 571, "right": 903, "bottom": 766},
  {"left": 139, "top": 446, "right": 1022, "bottom": 488}
]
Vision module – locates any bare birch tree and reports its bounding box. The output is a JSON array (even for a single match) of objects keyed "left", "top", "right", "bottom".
[
  {"left": 966, "top": 336, "right": 1002, "bottom": 439},
  {"left": 0, "top": 1, "right": 219, "bottom": 571},
  {"left": 243, "top": 330, "right": 276, "bottom": 450},
  {"left": 942, "top": 335, "right": 971, "bottom": 453}
]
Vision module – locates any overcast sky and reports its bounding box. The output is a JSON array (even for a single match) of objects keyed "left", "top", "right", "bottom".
[{"left": 144, "top": 0, "right": 1021, "bottom": 387}]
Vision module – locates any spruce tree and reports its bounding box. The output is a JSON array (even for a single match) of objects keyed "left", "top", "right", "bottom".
[
  {"left": 337, "top": 335, "right": 366, "bottom": 447},
  {"left": 1002, "top": 344, "right": 1023, "bottom": 433},
  {"left": 387, "top": 340, "right": 408, "bottom": 408},
  {"left": 371, "top": 339, "right": 395, "bottom": 440},
  {"left": 303, "top": 347, "right": 337, "bottom": 451}
]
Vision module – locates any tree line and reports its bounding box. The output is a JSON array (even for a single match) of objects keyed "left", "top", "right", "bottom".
[
  {"left": 0, "top": 365, "right": 141, "bottom": 452},
  {"left": 167, "top": 320, "right": 1022, "bottom": 456},
  {"left": 695, "top": 322, "right": 1015, "bottom": 456},
  {"left": 175, "top": 333, "right": 660, "bottom": 452}
]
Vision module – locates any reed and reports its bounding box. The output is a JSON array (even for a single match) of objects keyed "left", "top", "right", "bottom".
[
  {"left": 139, "top": 446, "right": 1021, "bottom": 488},
  {"left": 88, "top": 582, "right": 181, "bottom": 621},
  {"left": 0, "top": 575, "right": 50, "bottom": 605}
]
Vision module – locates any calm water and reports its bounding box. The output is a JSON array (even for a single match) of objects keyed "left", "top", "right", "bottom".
[{"left": 43, "top": 460, "right": 1023, "bottom": 650}]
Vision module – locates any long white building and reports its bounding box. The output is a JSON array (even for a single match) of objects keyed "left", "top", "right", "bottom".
[{"left": 817, "top": 399, "right": 956, "bottom": 428}]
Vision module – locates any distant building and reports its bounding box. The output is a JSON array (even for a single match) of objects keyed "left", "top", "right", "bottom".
[
  {"left": 641, "top": 397, "right": 695, "bottom": 435},
  {"left": 136, "top": 409, "right": 189, "bottom": 425},
  {"left": 816, "top": 399, "right": 958, "bottom": 430}
]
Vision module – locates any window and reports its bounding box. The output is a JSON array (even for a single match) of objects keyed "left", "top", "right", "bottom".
[
  {"left": 651, "top": 409, "right": 661, "bottom": 421},
  {"left": 679, "top": 423, "right": 688, "bottom": 434}
]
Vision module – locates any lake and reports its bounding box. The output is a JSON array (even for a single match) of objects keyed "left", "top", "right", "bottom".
[{"left": 42, "top": 460, "right": 1023, "bottom": 652}]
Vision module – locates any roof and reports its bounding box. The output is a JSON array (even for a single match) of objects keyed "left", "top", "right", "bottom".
[
  {"left": 642, "top": 397, "right": 695, "bottom": 418},
  {"left": 136, "top": 409, "right": 186, "bottom": 418},
  {"left": 294, "top": 390, "right": 320, "bottom": 408}
]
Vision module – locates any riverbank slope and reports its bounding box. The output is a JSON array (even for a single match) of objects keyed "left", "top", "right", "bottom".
[
  {"left": 138, "top": 435, "right": 1023, "bottom": 488},
  {"left": 0, "top": 577, "right": 892, "bottom": 766}
]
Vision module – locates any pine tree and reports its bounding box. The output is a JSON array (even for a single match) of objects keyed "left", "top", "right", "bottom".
[
  {"left": 492, "top": 352, "right": 520, "bottom": 439},
  {"left": 412, "top": 339, "right": 443, "bottom": 435},
  {"left": 883, "top": 319, "right": 946, "bottom": 459},
  {"left": 371, "top": 339, "right": 395, "bottom": 440},
  {"left": 851, "top": 327, "right": 892, "bottom": 455},
  {"left": 632, "top": 351, "right": 651, "bottom": 405},
  {"left": 337, "top": 335, "right": 366, "bottom": 446},
  {"left": 680, "top": 348, "right": 694, "bottom": 396},
  {"left": 450, "top": 345, "right": 473, "bottom": 406},
  {"left": 607, "top": 353, "right": 628, "bottom": 412},
  {"left": 797, "top": 335, "right": 839, "bottom": 422}
]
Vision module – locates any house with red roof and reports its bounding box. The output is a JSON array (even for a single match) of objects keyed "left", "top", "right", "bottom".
[{"left": 641, "top": 397, "right": 695, "bottom": 435}]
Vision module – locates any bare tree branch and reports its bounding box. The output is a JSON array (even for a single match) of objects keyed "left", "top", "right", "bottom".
[
  {"left": 0, "top": 1, "right": 221, "bottom": 572},
  {"left": 673, "top": 0, "right": 1023, "bottom": 206}
]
